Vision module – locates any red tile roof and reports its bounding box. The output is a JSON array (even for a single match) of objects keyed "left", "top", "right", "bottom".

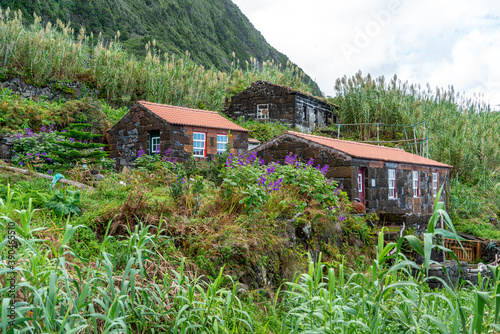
[
  {"left": 287, "top": 131, "right": 452, "bottom": 168},
  {"left": 138, "top": 101, "right": 249, "bottom": 132}
]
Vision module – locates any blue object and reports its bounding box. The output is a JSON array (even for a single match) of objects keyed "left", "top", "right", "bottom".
[{"left": 50, "top": 173, "right": 66, "bottom": 188}]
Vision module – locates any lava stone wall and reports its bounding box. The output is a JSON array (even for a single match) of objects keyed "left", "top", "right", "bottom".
[
  {"left": 242, "top": 134, "right": 450, "bottom": 214},
  {"left": 108, "top": 104, "right": 169, "bottom": 168},
  {"left": 224, "top": 81, "right": 335, "bottom": 133},
  {"left": 108, "top": 105, "right": 249, "bottom": 168},
  {"left": 294, "top": 95, "right": 334, "bottom": 132},
  {"left": 355, "top": 159, "right": 450, "bottom": 214}
]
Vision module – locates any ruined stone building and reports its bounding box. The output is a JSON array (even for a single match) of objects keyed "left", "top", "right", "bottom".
[
  {"left": 243, "top": 131, "right": 452, "bottom": 216},
  {"left": 107, "top": 101, "right": 249, "bottom": 168},
  {"left": 224, "top": 81, "right": 339, "bottom": 133}
]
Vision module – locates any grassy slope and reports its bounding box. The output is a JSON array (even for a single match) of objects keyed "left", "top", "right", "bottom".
[{"left": 0, "top": 0, "right": 322, "bottom": 95}]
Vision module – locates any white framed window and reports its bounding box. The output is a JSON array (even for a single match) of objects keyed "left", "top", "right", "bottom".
[
  {"left": 413, "top": 171, "right": 420, "bottom": 198},
  {"left": 388, "top": 169, "right": 396, "bottom": 199},
  {"left": 257, "top": 104, "right": 269, "bottom": 120},
  {"left": 150, "top": 131, "right": 160, "bottom": 154},
  {"left": 432, "top": 172, "right": 438, "bottom": 197},
  {"left": 217, "top": 134, "right": 228, "bottom": 154},
  {"left": 193, "top": 132, "right": 206, "bottom": 157},
  {"left": 358, "top": 173, "right": 363, "bottom": 194}
]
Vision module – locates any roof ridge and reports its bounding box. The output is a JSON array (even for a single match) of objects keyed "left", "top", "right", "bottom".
[
  {"left": 286, "top": 131, "right": 406, "bottom": 152},
  {"left": 138, "top": 101, "right": 219, "bottom": 114}
]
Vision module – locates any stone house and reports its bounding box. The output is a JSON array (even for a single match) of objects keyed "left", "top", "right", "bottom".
[
  {"left": 244, "top": 131, "right": 452, "bottom": 215},
  {"left": 224, "top": 81, "right": 339, "bottom": 133},
  {"left": 107, "top": 101, "right": 249, "bottom": 168}
]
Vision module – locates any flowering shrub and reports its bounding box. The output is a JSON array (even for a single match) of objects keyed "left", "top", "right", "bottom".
[
  {"left": 221, "top": 152, "right": 347, "bottom": 213},
  {"left": 12, "top": 125, "right": 114, "bottom": 172},
  {"left": 11, "top": 126, "right": 71, "bottom": 172},
  {"left": 135, "top": 148, "right": 178, "bottom": 172}
]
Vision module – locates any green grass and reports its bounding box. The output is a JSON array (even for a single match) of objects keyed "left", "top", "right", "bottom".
[
  {"left": 3, "top": 168, "right": 500, "bottom": 332},
  {"left": 0, "top": 8, "right": 316, "bottom": 112}
]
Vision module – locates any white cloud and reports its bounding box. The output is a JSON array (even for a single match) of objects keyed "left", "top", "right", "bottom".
[{"left": 233, "top": 0, "right": 500, "bottom": 107}]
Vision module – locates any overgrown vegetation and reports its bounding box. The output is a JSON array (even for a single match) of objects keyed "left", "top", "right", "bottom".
[
  {"left": 2, "top": 162, "right": 500, "bottom": 332},
  {"left": 332, "top": 72, "right": 500, "bottom": 236},
  {"left": 0, "top": 8, "right": 317, "bottom": 112},
  {"left": 0, "top": 0, "right": 321, "bottom": 94}
]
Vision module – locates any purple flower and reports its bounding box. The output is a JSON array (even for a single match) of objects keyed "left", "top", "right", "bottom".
[
  {"left": 155, "top": 145, "right": 160, "bottom": 154},
  {"left": 41, "top": 152, "right": 47, "bottom": 156},
  {"left": 40, "top": 125, "right": 47, "bottom": 133},
  {"left": 137, "top": 149, "right": 146, "bottom": 158},
  {"left": 19, "top": 161, "right": 23, "bottom": 166},
  {"left": 49, "top": 124, "right": 54, "bottom": 133},
  {"left": 47, "top": 170, "right": 53, "bottom": 174},
  {"left": 339, "top": 215, "right": 346, "bottom": 222},
  {"left": 320, "top": 165, "right": 329, "bottom": 175},
  {"left": 334, "top": 188, "right": 340, "bottom": 196},
  {"left": 100, "top": 147, "right": 104, "bottom": 151},
  {"left": 246, "top": 152, "right": 257, "bottom": 165},
  {"left": 25, "top": 128, "right": 34, "bottom": 137},
  {"left": 226, "top": 153, "right": 233, "bottom": 168},
  {"left": 69, "top": 138, "right": 75, "bottom": 143},
  {"left": 285, "top": 153, "right": 298, "bottom": 166},
  {"left": 258, "top": 175, "right": 267, "bottom": 187},
  {"left": 238, "top": 158, "right": 244, "bottom": 166},
  {"left": 266, "top": 165, "right": 276, "bottom": 175},
  {"left": 258, "top": 158, "right": 265, "bottom": 166},
  {"left": 62, "top": 130, "right": 67, "bottom": 133},
  {"left": 47, "top": 158, "right": 53, "bottom": 162},
  {"left": 181, "top": 177, "right": 186, "bottom": 184}
]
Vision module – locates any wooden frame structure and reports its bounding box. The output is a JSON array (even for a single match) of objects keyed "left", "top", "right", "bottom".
[{"left": 444, "top": 238, "right": 482, "bottom": 262}]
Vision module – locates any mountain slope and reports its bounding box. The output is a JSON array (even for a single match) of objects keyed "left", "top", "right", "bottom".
[{"left": 1, "top": 0, "right": 322, "bottom": 95}]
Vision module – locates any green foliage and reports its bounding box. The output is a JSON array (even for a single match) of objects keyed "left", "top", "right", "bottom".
[
  {"left": 221, "top": 152, "right": 345, "bottom": 214},
  {"left": 51, "top": 123, "right": 109, "bottom": 167},
  {"left": 0, "top": 0, "right": 321, "bottom": 95},
  {"left": 11, "top": 128, "right": 69, "bottom": 172},
  {"left": 333, "top": 72, "right": 500, "bottom": 183},
  {"left": 45, "top": 189, "right": 82, "bottom": 216},
  {"left": 0, "top": 9, "right": 317, "bottom": 111},
  {"left": 0, "top": 88, "right": 118, "bottom": 134},
  {"left": 235, "top": 118, "right": 290, "bottom": 142}
]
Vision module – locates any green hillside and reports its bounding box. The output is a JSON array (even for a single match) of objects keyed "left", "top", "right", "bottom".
[{"left": 0, "top": 0, "right": 322, "bottom": 95}]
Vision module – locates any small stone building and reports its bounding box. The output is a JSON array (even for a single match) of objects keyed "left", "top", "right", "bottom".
[
  {"left": 244, "top": 131, "right": 452, "bottom": 215},
  {"left": 107, "top": 101, "right": 249, "bottom": 168},
  {"left": 224, "top": 81, "right": 338, "bottom": 133}
]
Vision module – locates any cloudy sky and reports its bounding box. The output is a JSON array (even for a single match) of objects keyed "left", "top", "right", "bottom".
[{"left": 232, "top": 0, "right": 500, "bottom": 109}]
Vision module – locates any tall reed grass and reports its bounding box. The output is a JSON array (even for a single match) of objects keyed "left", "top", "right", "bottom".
[
  {"left": 333, "top": 72, "right": 500, "bottom": 182},
  {"left": 0, "top": 8, "right": 314, "bottom": 111}
]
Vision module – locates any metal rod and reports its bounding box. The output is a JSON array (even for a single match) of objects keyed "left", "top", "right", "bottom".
[
  {"left": 422, "top": 122, "right": 426, "bottom": 156},
  {"left": 377, "top": 123, "right": 379, "bottom": 145},
  {"left": 357, "top": 137, "right": 437, "bottom": 144},
  {"left": 413, "top": 126, "right": 417, "bottom": 155},
  {"left": 337, "top": 124, "right": 340, "bottom": 139}
]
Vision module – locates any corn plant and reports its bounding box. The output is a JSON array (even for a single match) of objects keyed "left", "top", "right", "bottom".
[{"left": 280, "top": 187, "right": 500, "bottom": 333}]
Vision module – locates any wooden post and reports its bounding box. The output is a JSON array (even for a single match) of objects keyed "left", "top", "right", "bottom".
[
  {"left": 337, "top": 124, "right": 340, "bottom": 139},
  {"left": 441, "top": 214, "right": 446, "bottom": 262},
  {"left": 476, "top": 241, "right": 481, "bottom": 261}
]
